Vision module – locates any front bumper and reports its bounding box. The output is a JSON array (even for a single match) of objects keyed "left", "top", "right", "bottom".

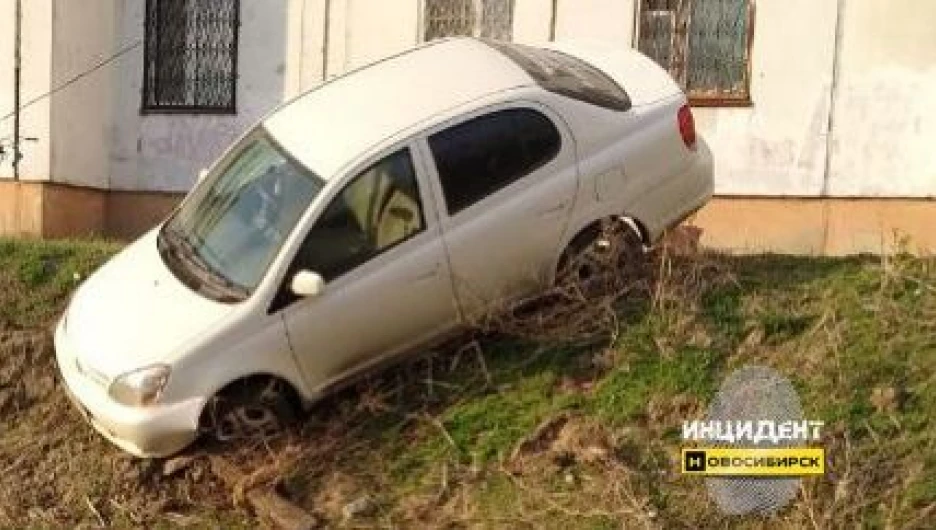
[{"left": 54, "top": 318, "right": 205, "bottom": 458}]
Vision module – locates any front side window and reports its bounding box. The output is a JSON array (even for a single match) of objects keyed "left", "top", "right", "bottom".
[
  {"left": 291, "top": 149, "right": 425, "bottom": 281},
  {"left": 160, "top": 132, "right": 325, "bottom": 302},
  {"left": 429, "top": 109, "right": 561, "bottom": 215},
  {"left": 485, "top": 41, "right": 632, "bottom": 111},
  {"left": 637, "top": 0, "right": 754, "bottom": 106},
  {"left": 423, "top": 0, "right": 514, "bottom": 41},
  {"left": 143, "top": 0, "right": 240, "bottom": 113}
]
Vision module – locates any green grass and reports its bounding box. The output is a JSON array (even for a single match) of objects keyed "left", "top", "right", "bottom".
[
  {"left": 0, "top": 237, "right": 933, "bottom": 528},
  {"left": 280, "top": 251, "right": 936, "bottom": 528},
  {"left": 0, "top": 237, "right": 122, "bottom": 328},
  {"left": 591, "top": 343, "right": 719, "bottom": 425}
]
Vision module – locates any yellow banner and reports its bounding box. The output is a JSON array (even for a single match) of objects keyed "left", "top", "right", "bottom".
[{"left": 681, "top": 447, "right": 826, "bottom": 476}]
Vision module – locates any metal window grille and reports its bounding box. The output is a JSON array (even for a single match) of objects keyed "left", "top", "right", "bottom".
[
  {"left": 638, "top": 0, "right": 754, "bottom": 106},
  {"left": 143, "top": 0, "right": 240, "bottom": 113},
  {"left": 423, "top": 0, "right": 514, "bottom": 41}
]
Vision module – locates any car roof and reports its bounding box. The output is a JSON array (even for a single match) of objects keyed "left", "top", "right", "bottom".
[{"left": 264, "top": 38, "right": 535, "bottom": 179}]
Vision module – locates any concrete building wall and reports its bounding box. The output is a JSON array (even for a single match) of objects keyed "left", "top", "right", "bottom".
[
  {"left": 4, "top": 0, "right": 289, "bottom": 193},
  {"left": 827, "top": 0, "right": 936, "bottom": 197},
  {"left": 554, "top": 0, "right": 636, "bottom": 44},
  {"left": 286, "top": 0, "right": 421, "bottom": 97},
  {"left": 695, "top": 0, "right": 839, "bottom": 197},
  {"left": 694, "top": 197, "right": 936, "bottom": 256},
  {"left": 107, "top": 0, "right": 289, "bottom": 193},
  {"left": 285, "top": 0, "right": 329, "bottom": 97},
  {"left": 0, "top": 0, "right": 53, "bottom": 182},
  {"left": 341, "top": 0, "right": 420, "bottom": 72},
  {"left": 49, "top": 0, "right": 119, "bottom": 190},
  {"left": 1, "top": 0, "right": 934, "bottom": 249},
  {"left": 512, "top": 0, "right": 552, "bottom": 43},
  {"left": 0, "top": 0, "right": 289, "bottom": 236}
]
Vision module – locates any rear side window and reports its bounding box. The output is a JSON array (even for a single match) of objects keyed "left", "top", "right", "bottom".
[
  {"left": 429, "top": 108, "right": 562, "bottom": 215},
  {"left": 485, "top": 41, "right": 632, "bottom": 111}
]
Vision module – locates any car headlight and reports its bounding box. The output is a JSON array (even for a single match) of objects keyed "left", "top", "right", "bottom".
[{"left": 108, "top": 364, "right": 171, "bottom": 407}]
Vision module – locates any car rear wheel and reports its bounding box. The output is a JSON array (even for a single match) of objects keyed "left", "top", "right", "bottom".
[
  {"left": 201, "top": 377, "right": 299, "bottom": 443},
  {"left": 556, "top": 217, "right": 646, "bottom": 297}
]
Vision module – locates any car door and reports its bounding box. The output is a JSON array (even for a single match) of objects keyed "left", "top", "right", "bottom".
[
  {"left": 276, "top": 145, "right": 458, "bottom": 391},
  {"left": 420, "top": 103, "right": 578, "bottom": 318}
]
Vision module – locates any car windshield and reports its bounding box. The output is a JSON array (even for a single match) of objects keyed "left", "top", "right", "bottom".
[{"left": 159, "top": 130, "right": 326, "bottom": 303}]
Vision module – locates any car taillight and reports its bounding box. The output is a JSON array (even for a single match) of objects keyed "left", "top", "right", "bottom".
[{"left": 678, "top": 104, "right": 697, "bottom": 150}]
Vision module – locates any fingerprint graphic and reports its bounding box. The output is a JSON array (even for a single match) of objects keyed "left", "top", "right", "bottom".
[{"left": 705, "top": 365, "right": 803, "bottom": 515}]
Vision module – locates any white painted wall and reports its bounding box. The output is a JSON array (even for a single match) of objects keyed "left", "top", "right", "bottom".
[
  {"left": 513, "top": 0, "right": 552, "bottom": 43},
  {"left": 342, "top": 0, "right": 420, "bottom": 72},
  {"left": 694, "top": 0, "right": 838, "bottom": 196},
  {"left": 285, "top": 0, "right": 329, "bottom": 97},
  {"left": 554, "top": 0, "right": 636, "bottom": 45},
  {"left": 827, "top": 0, "right": 936, "bottom": 197},
  {"left": 50, "top": 0, "right": 119, "bottom": 189},
  {"left": 4, "top": 0, "right": 288, "bottom": 192},
  {"left": 105, "top": 0, "right": 288, "bottom": 193},
  {"left": 3, "top": 0, "right": 933, "bottom": 198},
  {"left": 286, "top": 0, "right": 420, "bottom": 97},
  {"left": 0, "top": 0, "right": 53, "bottom": 181}
]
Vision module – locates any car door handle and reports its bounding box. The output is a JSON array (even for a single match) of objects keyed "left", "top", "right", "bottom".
[{"left": 537, "top": 202, "right": 567, "bottom": 216}]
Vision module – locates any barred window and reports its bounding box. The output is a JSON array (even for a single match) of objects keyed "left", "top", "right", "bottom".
[
  {"left": 143, "top": 0, "right": 240, "bottom": 114},
  {"left": 423, "top": 0, "right": 514, "bottom": 41},
  {"left": 638, "top": 0, "right": 754, "bottom": 106}
]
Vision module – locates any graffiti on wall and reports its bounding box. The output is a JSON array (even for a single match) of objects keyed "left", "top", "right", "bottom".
[{"left": 131, "top": 116, "right": 248, "bottom": 191}]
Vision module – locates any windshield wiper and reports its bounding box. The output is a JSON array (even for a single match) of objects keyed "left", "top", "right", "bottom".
[
  {"left": 187, "top": 233, "right": 251, "bottom": 299},
  {"left": 160, "top": 224, "right": 249, "bottom": 302}
]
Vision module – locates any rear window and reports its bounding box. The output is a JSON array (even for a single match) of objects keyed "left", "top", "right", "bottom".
[{"left": 485, "top": 41, "right": 632, "bottom": 111}]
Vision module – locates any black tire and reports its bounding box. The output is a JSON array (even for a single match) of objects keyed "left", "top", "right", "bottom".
[
  {"left": 556, "top": 217, "right": 646, "bottom": 297},
  {"left": 201, "top": 378, "right": 299, "bottom": 443}
]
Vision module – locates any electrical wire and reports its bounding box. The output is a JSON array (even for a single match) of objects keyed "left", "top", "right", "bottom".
[{"left": 0, "top": 39, "right": 143, "bottom": 124}]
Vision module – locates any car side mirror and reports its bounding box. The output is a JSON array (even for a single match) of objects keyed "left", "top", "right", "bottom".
[
  {"left": 290, "top": 270, "right": 325, "bottom": 298},
  {"left": 198, "top": 168, "right": 209, "bottom": 182}
]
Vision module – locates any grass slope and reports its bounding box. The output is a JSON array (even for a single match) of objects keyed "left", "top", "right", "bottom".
[{"left": 0, "top": 237, "right": 932, "bottom": 528}]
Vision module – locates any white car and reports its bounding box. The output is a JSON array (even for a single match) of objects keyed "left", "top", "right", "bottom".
[{"left": 55, "top": 38, "right": 712, "bottom": 457}]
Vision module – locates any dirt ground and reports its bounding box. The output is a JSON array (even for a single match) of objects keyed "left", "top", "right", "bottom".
[{"left": 0, "top": 328, "right": 254, "bottom": 527}]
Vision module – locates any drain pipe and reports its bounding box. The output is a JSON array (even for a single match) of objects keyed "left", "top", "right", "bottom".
[
  {"left": 12, "top": 0, "right": 22, "bottom": 181},
  {"left": 549, "top": 0, "right": 558, "bottom": 41},
  {"left": 822, "top": 0, "right": 845, "bottom": 197},
  {"left": 322, "top": 0, "right": 331, "bottom": 81},
  {"left": 820, "top": 0, "right": 845, "bottom": 253}
]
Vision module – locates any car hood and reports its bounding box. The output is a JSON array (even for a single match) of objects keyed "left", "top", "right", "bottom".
[{"left": 66, "top": 228, "right": 236, "bottom": 379}]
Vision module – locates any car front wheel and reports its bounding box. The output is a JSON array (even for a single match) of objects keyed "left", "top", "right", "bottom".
[{"left": 201, "top": 377, "right": 299, "bottom": 443}]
